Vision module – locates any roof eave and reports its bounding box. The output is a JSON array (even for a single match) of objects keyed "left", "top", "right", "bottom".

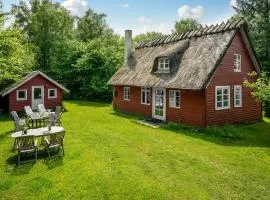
[{"left": 1, "top": 71, "right": 70, "bottom": 96}]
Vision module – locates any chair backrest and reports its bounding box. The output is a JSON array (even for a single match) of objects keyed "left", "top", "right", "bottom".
[
  {"left": 24, "top": 106, "right": 34, "bottom": 116},
  {"left": 49, "top": 132, "right": 65, "bottom": 146},
  {"left": 38, "top": 104, "right": 46, "bottom": 113},
  {"left": 55, "top": 106, "right": 62, "bottom": 116},
  {"left": 16, "top": 135, "right": 35, "bottom": 150},
  {"left": 11, "top": 111, "right": 20, "bottom": 122}
]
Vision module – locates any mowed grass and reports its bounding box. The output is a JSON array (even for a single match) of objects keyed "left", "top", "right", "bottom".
[{"left": 0, "top": 101, "right": 270, "bottom": 199}]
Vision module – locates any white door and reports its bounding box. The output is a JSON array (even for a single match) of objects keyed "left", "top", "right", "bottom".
[
  {"left": 152, "top": 88, "right": 166, "bottom": 121},
  {"left": 32, "top": 86, "right": 44, "bottom": 110}
]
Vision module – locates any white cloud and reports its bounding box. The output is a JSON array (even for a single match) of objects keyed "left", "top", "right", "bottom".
[
  {"left": 190, "top": 5, "right": 203, "bottom": 18},
  {"left": 138, "top": 16, "right": 151, "bottom": 24},
  {"left": 178, "top": 5, "right": 190, "bottom": 18},
  {"left": 121, "top": 3, "right": 129, "bottom": 8},
  {"left": 178, "top": 5, "right": 204, "bottom": 19},
  {"left": 61, "top": 0, "right": 89, "bottom": 17}
]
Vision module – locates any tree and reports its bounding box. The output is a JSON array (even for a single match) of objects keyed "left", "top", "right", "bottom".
[
  {"left": 244, "top": 72, "right": 270, "bottom": 117},
  {"left": 232, "top": 0, "right": 270, "bottom": 73},
  {"left": 174, "top": 18, "right": 201, "bottom": 34},
  {"left": 11, "top": 0, "right": 74, "bottom": 72},
  {"left": 0, "top": 30, "right": 36, "bottom": 90},
  {"left": 76, "top": 8, "right": 112, "bottom": 41},
  {"left": 134, "top": 32, "right": 164, "bottom": 45}
]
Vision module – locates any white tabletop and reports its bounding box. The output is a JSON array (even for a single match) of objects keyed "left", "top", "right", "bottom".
[{"left": 11, "top": 126, "right": 65, "bottom": 138}]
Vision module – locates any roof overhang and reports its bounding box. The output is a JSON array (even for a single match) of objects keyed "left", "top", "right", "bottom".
[
  {"left": 1, "top": 71, "right": 70, "bottom": 97},
  {"left": 239, "top": 27, "right": 261, "bottom": 75}
]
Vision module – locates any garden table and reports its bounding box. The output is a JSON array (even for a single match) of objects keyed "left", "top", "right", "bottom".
[{"left": 11, "top": 126, "right": 65, "bottom": 138}]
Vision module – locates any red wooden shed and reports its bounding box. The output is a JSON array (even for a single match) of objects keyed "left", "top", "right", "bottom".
[{"left": 0, "top": 71, "right": 69, "bottom": 112}]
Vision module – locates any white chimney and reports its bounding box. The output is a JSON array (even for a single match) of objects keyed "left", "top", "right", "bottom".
[{"left": 124, "top": 30, "right": 133, "bottom": 64}]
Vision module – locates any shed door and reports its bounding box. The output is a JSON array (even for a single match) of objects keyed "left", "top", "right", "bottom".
[{"left": 32, "top": 86, "right": 44, "bottom": 110}]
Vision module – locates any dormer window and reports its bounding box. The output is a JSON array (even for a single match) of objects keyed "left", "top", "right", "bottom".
[
  {"left": 233, "top": 53, "right": 241, "bottom": 72},
  {"left": 158, "top": 57, "right": 169, "bottom": 70}
]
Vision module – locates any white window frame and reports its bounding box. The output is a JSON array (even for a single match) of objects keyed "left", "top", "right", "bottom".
[
  {"left": 233, "top": 53, "right": 241, "bottom": 72},
  {"left": 141, "top": 87, "right": 150, "bottom": 105},
  {"left": 16, "top": 89, "right": 27, "bottom": 101},
  {"left": 169, "top": 90, "right": 180, "bottom": 108},
  {"left": 234, "top": 85, "right": 242, "bottom": 107},
  {"left": 158, "top": 57, "right": 169, "bottom": 70},
  {"left": 123, "top": 87, "right": 130, "bottom": 101},
  {"left": 215, "top": 86, "right": 230, "bottom": 110},
  {"left": 48, "top": 88, "right": 57, "bottom": 99}
]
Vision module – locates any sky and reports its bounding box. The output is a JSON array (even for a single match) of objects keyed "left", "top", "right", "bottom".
[{"left": 2, "top": 0, "right": 237, "bottom": 36}]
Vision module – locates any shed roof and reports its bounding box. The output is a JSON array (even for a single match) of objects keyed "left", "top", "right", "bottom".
[
  {"left": 0, "top": 71, "right": 70, "bottom": 96},
  {"left": 108, "top": 19, "right": 260, "bottom": 89}
]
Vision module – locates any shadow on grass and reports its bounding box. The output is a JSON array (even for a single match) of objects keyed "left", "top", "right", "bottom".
[
  {"left": 65, "top": 100, "right": 110, "bottom": 108},
  {"left": 6, "top": 155, "right": 35, "bottom": 175},
  {"left": 113, "top": 110, "right": 270, "bottom": 148}
]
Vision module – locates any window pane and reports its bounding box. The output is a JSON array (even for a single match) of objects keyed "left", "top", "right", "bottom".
[
  {"left": 217, "top": 102, "right": 222, "bottom": 108},
  {"left": 223, "top": 89, "right": 228, "bottom": 94},
  {"left": 49, "top": 90, "right": 55, "bottom": 97},
  {"left": 223, "top": 94, "right": 228, "bottom": 100},
  {"left": 18, "top": 91, "right": 26, "bottom": 99},
  {"left": 217, "top": 89, "right": 222, "bottom": 95},
  {"left": 236, "top": 99, "right": 240, "bottom": 105},
  {"left": 217, "top": 95, "right": 222, "bottom": 101},
  {"left": 223, "top": 100, "right": 229, "bottom": 107}
]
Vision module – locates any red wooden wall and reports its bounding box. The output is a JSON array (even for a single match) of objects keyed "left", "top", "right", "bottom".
[{"left": 8, "top": 75, "right": 63, "bottom": 112}]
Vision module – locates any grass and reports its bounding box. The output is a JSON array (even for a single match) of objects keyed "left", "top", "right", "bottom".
[{"left": 0, "top": 100, "right": 270, "bottom": 199}]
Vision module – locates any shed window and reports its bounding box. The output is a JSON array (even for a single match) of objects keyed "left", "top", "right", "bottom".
[
  {"left": 124, "top": 87, "right": 130, "bottom": 101},
  {"left": 141, "top": 87, "right": 150, "bottom": 105},
  {"left": 169, "top": 90, "right": 180, "bottom": 108},
  {"left": 48, "top": 88, "right": 57, "bottom": 99},
  {"left": 16, "top": 89, "right": 27, "bottom": 101},
  {"left": 158, "top": 57, "right": 169, "bottom": 70},
  {"left": 233, "top": 53, "right": 241, "bottom": 72},
  {"left": 215, "top": 86, "right": 230, "bottom": 110},
  {"left": 234, "top": 85, "right": 242, "bottom": 107}
]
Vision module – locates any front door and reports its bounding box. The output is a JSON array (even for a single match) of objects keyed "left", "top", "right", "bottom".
[
  {"left": 152, "top": 88, "right": 166, "bottom": 121},
  {"left": 32, "top": 86, "right": 44, "bottom": 110}
]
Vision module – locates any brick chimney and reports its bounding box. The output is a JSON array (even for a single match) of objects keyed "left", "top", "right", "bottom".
[{"left": 124, "top": 30, "right": 132, "bottom": 64}]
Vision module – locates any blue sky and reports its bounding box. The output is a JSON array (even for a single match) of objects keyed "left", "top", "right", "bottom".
[{"left": 2, "top": 0, "right": 236, "bottom": 35}]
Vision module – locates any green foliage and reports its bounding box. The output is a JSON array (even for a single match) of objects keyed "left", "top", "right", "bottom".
[
  {"left": 0, "top": 30, "right": 36, "bottom": 90},
  {"left": 76, "top": 8, "right": 113, "bottom": 41},
  {"left": 244, "top": 72, "right": 270, "bottom": 116},
  {"left": 134, "top": 31, "right": 164, "bottom": 45},
  {"left": 232, "top": 0, "right": 270, "bottom": 73},
  {"left": 174, "top": 18, "right": 201, "bottom": 34},
  {"left": 11, "top": 0, "right": 74, "bottom": 72}
]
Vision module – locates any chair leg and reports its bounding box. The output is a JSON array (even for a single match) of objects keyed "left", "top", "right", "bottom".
[
  {"left": 62, "top": 145, "right": 65, "bottom": 156},
  {"left": 35, "top": 149, "right": 38, "bottom": 162},
  {"left": 17, "top": 152, "right": 20, "bottom": 166}
]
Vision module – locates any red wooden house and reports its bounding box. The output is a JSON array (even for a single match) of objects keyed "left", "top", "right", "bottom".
[
  {"left": 0, "top": 71, "right": 69, "bottom": 112},
  {"left": 108, "top": 19, "right": 262, "bottom": 127}
]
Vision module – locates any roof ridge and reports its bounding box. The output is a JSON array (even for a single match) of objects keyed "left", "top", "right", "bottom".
[{"left": 135, "top": 18, "right": 246, "bottom": 49}]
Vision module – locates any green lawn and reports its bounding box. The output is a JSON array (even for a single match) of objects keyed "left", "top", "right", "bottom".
[{"left": 1, "top": 101, "right": 270, "bottom": 199}]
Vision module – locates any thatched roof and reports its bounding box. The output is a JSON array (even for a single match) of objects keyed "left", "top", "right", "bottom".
[{"left": 108, "top": 19, "right": 260, "bottom": 89}]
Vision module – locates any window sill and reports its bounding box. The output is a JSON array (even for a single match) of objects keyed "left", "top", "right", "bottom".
[
  {"left": 215, "top": 107, "right": 230, "bottom": 110},
  {"left": 17, "top": 99, "right": 27, "bottom": 101},
  {"left": 141, "top": 103, "right": 150, "bottom": 105}
]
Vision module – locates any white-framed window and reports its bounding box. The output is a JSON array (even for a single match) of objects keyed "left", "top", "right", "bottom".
[
  {"left": 169, "top": 90, "right": 180, "bottom": 108},
  {"left": 233, "top": 53, "right": 241, "bottom": 72},
  {"left": 123, "top": 87, "right": 130, "bottom": 101},
  {"left": 215, "top": 86, "right": 230, "bottom": 110},
  {"left": 48, "top": 88, "right": 57, "bottom": 99},
  {"left": 234, "top": 85, "right": 242, "bottom": 107},
  {"left": 16, "top": 89, "right": 27, "bottom": 101},
  {"left": 158, "top": 57, "right": 169, "bottom": 70},
  {"left": 141, "top": 87, "right": 150, "bottom": 105}
]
